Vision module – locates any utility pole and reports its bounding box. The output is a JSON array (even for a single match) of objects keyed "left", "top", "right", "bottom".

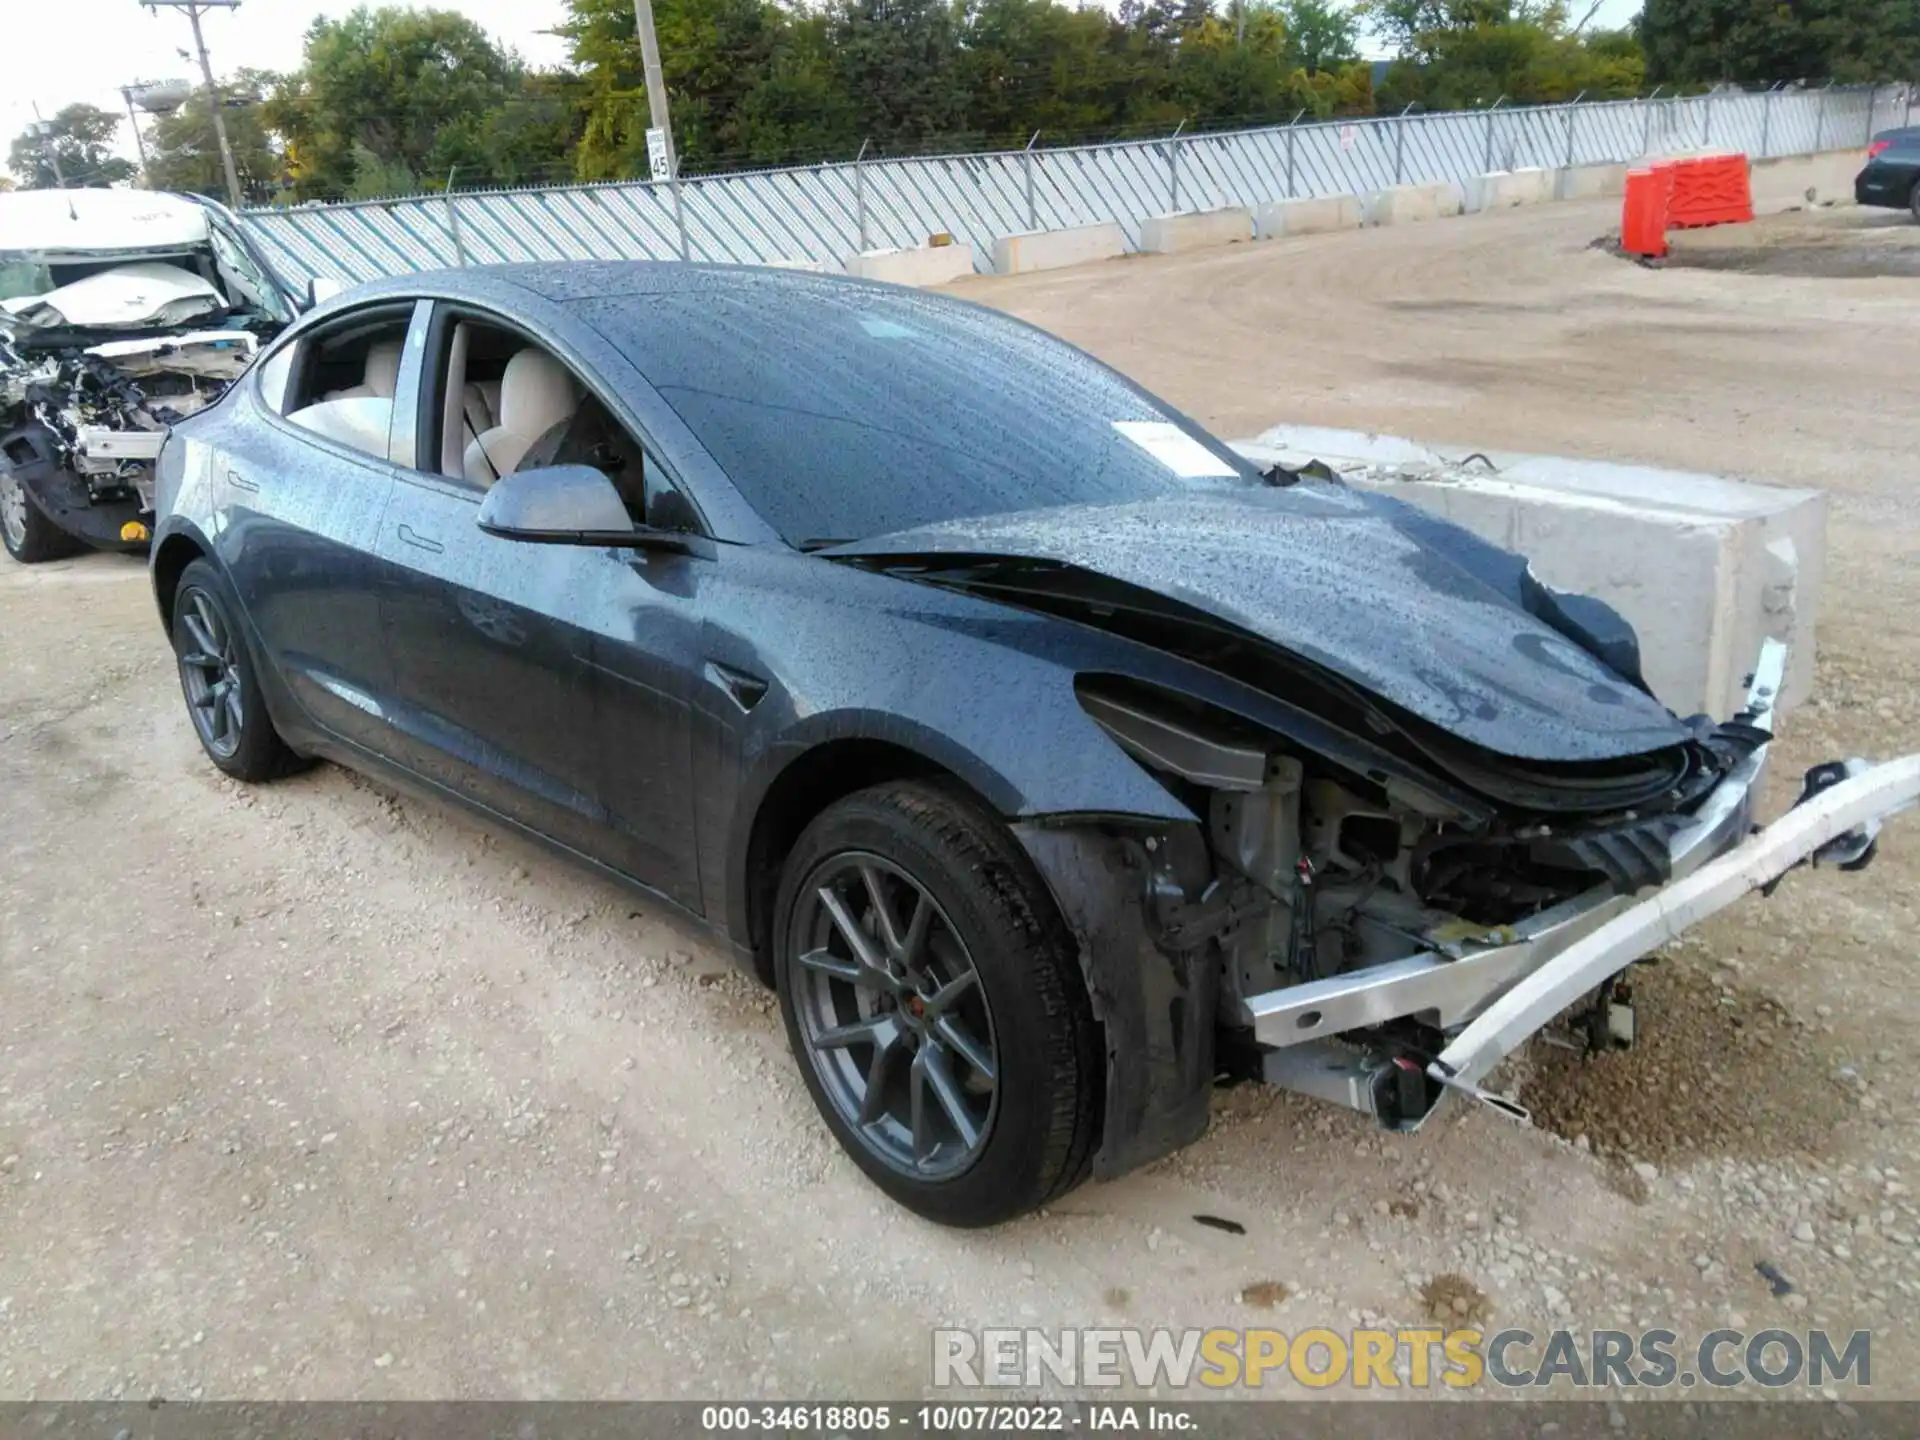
[
  {"left": 632, "top": 0, "right": 677, "bottom": 180},
  {"left": 142, "top": 0, "right": 244, "bottom": 208},
  {"left": 118, "top": 87, "right": 155, "bottom": 186},
  {"left": 30, "top": 104, "right": 69, "bottom": 188}
]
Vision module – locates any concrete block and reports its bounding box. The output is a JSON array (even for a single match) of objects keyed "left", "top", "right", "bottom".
[
  {"left": 1140, "top": 208, "right": 1254, "bottom": 254},
  {"left": 845, "top": 244, "right": 976, "bottom": 287},
  {"left": 1254, "top": 194, "right": 1364, "bottom": 238},
  {"left": 1231, "top": 425, "right": 1826, "bottom": 725},
  {"left": 1748, "top": 149, "right": 1868, "bottom": 214},
  {"left": 1466, "top": 167, "right": 1556, "bottom": 212},
  {"left": 1553, "top": 162, "right": 1630, "bottom": 201},
  {"left": 991, "top": 222, "right": 1126, "bottom": 275},
  {"left": 1362, "top": 182, "right": 1464, "bottom": 226}
]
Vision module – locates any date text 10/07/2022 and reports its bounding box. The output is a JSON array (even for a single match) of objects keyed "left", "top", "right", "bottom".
[{"left": 699, "top": 1404, "right": 1196, "bottom": 1431}]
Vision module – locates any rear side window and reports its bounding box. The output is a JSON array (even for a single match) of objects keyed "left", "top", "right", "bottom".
[
  {"left": 281, "top": 311, "right": 412, "bottom": 462},
  {"left": 254, "top": 343, "right": 296, "bottom": 414}
]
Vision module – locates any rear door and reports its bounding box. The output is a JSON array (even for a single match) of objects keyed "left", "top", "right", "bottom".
[
  {"left": 371, "top": 302, "right": 706, "bottom": 908},
  {"left": 219, "top": 300, "right": 425, "bottom": 756}
]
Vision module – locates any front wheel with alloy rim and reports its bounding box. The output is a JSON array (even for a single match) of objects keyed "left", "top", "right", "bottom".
[
  {"left": 171, "top": 558, "right": 301, "bottom": 782},
  {"left": 773, "top": 779, "right": 1102, "bottom": 1226},
  {"left": 0, "top": 466, "right": 85, "bottom": 564}
]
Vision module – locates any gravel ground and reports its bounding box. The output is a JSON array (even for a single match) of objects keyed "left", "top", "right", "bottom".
[{"left": 3, "top": 197, "right": 1917, "bottom": 1402}]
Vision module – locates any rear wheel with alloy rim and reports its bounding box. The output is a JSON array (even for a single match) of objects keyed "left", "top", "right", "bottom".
[
  {"left": 773, "top": 780, "right": 1101, "bottom": 1226},
  {"left": 0, "top": 467, "right": 85, "bottom": 564},
  {"left": 171, "top": 558, "right": 300, "bottom": 782}
]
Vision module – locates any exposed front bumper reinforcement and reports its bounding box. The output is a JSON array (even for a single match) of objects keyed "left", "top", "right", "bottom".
[
  {"left": 1244, "top": 638, "right": 1920, "bottom": 1127},
  {"left": 1430, "top": 750, "right": 1920, "bottom": 1106}
]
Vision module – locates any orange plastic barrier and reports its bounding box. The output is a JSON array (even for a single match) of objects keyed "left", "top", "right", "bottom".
[
  {"left": 1667, "top": 153, "right": 1754, "bottom": 229},
  {"left": 1620, "top": 165, "right": 1672, "bottom": 258}
]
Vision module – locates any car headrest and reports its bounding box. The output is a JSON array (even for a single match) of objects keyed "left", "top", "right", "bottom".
[
  {"left": 363, "top": 339, "right": 404, "bottom": 399},
  {"left": 499, "top": 349, "right": 576, "bottom": 436}
]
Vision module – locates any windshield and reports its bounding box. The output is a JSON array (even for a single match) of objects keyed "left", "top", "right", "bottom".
[
  {"left": 0, "top": 260, "right": 52, "bottom": 303},
  {"left": 571, "top": 282, "right": 1261, "bottom": 545}
]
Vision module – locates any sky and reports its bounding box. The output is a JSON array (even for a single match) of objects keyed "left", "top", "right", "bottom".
[{"left": 5, "top": 0, "right": 1647, "bottom": 177}]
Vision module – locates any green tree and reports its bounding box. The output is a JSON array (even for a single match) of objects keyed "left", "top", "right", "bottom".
[
  {"left": 264, "top": 5, "right": 564, "bottom": 201},
  {"left": 828, "top": 0, "right": 973, "bottom": 150},
  {"left": 1366, "top": 0, "right": 1643, "bottom": 108},
  {"left": 7, "top": 103, "right": 138, "bottom": 189},
  {"left": 1276, "top": 0, "right": 1361, "bottom": 71},
  {"left": 1641, "top": 0, "right": 1920, "bottom": 85},
  {"left": 142, "top": 70, "right": 283, "bottom": 203},
  {"left": 562, "top": 0, "right": 848, "bottom": 175}
]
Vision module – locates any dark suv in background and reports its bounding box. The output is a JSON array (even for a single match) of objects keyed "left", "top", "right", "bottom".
[{"left": 1857, "top": 127, "right": 1920, "bottom": 220}]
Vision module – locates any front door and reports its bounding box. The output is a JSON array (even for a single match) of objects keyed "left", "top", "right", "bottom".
[{"left": 371, "top": 305, "right": 704, "bottom": 908}]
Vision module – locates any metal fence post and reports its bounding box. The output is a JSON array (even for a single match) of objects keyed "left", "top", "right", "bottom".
[
  {"left": 1393, "top": 104, "right": 1411, "bottom": 184},
  {"left": 854, "top": 138, "right": 869, "bottom": 251},
  {"left": 1702, "top": 91, "right": 1713, "bottom": 147},
  {"left": 1760, "top": 86, "right": 1773, "bottom": 159},
  {"left": 1867, "top": 84, "right": 1880, "bottom": 145},
  {"left": 672, "top": 177, "right": 690, "bottom": 261},
  {"left": 1815, "top": 84, "right": 1829, "bottom": 151},
  {"left": 1023, "top": 131, "right": 1039, "bottom": 230},
  {"left": 1168, "top": 120, "right": 1185, "bottom": 212},
  {"left": 443, "top": 166, "right": 467, "bottom": 266},
  {"left": 1643, "top": 85, "right": 1661, "bottom": 156},
  {"left": 1286, "top": 109, "right": 1302, "bottom": 197},
  {"left": 1564, "top": 100, "right": 1579, "bottom": 168},
  {"left": 1484, "top": 106, "right": 1495, "bottom": 172}
]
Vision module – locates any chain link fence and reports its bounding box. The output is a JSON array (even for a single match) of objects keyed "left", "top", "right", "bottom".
[{"left": 239, "top": 84, "right": 1914, "bottom": 289}]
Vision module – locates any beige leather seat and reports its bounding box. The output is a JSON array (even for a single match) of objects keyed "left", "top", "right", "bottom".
[
  {"left": 324, "top": 338, "right": 402, "bottom": 402},
  {"left": 463, "top": 349, "right": 578, "bottom": 486}
]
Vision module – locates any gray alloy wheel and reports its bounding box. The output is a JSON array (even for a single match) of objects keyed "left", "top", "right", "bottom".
[
  {"left": 177, "top": 588, "right": 248, "bottom": 761},
  {"left": 787, "top": 852, "right": 1000, "bottom": 1181}
]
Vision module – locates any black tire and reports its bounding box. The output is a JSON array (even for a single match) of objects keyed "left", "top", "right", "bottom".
[
  {"left": 773, "top": 779, "right": 1101, "bottom": 1226},
  {"left": 1910, "top": 177, "right": 1920, "bottom": 224},
  {"left": 171, "top": 558, "right": 300, "bottom": 782},
  {"left": 0, "top": 467, "right": 87, "bottom": 564}
]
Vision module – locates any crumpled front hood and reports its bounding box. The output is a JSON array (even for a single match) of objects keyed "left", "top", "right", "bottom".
[
  {"left": 826, "top": 485, "right": 1692, "bottom": 764},
  {"left": 1, "top": 261, "right": 222, "bottom": 330}
]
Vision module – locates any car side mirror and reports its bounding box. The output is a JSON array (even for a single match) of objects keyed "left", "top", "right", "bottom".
[
  {"left": 306, "top": 276, "right": 347, "bottom": 308},
  {"left": 477, "top": 465, "right": 702, "bottom": 554}
]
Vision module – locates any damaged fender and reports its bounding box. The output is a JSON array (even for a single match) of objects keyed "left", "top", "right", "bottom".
[{"left": 1013, "top": 817, "right": 1218, "bottom": 1179}]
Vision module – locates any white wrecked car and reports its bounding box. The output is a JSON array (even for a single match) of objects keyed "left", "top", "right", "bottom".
[{"left": 0, "top": 188, "right": 307, "bottom": 563}]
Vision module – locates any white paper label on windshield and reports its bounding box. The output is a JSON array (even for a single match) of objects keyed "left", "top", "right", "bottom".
[{"left": 1112, "top": 421, "right": 1238, "bottom": 479}]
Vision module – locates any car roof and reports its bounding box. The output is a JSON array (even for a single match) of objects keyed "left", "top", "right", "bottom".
[
  {"left": 336, "top": 259, "right": 952, "bottom": 311},
  {"left": 0, "top": 188, "right": 211, "bottom": 258}
]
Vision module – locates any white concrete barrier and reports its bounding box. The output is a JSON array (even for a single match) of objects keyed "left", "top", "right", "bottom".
[
  {"left": 1363, "top": 182, "right": 1464, "bottom": 226},
  {"left": 1748, "top": 149, "right": 1868, "bottom": 213},
  {"left": 1254, "top": 194, "right": 1364, "bottom": 238},
  {"left": 991, "top": 222, "right": 1126, "bottom": 275},
  {"left": 1553, "top": 163, "right": 1630, "bottom": 201},
  {"left": 1466, "top": 168, "right": 1556, "bottom": 212},
  {"left": 1140, "top": 208, "right": 1254, "bottom": 254},
  {"left": 1231, "top": 425, "right": 1825, "bottom": 725},
  {"left": 845, "top": 244, "right": 976, "bottom": 286}
]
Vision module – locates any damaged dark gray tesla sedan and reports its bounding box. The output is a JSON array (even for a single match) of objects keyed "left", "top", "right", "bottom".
[{"left": 151, "top": 262, "right": 1917, "bottom": 1226}]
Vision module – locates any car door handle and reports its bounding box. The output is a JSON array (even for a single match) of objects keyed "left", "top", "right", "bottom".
[
  {"left": 396, "top": 523, "right": 444, "bottom": 554},
  {"left": 227, "top": 469, "right": 259, "bottom": 493}
]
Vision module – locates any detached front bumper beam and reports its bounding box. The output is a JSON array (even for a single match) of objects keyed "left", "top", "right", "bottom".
[
  {"left": 1428, "top": 751, "right": 1920, "bottom": 1104},
  {"left": 1244, "top": 638, "right": 1919, "bottom": 1128}
]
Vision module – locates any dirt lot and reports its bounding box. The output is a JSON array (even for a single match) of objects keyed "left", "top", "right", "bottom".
[{"left": 4, "top": 197, "right": 1918, "bottom": 1402}]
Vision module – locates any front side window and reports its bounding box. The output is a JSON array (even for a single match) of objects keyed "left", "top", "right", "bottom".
[{"left": 421, "top": 312, "right": 671, "bottom": 527}]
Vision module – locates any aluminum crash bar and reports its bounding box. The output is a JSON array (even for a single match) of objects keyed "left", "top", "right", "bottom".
[{"left": 1431, "top": 750, "right": 1920, "bottom": 1101}]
